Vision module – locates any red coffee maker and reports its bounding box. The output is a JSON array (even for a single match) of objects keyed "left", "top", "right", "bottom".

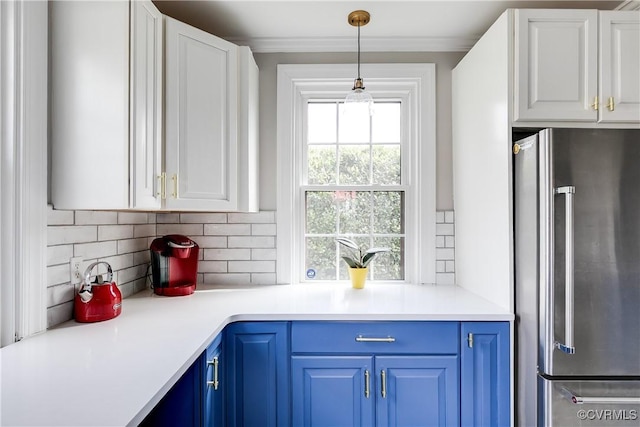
[{"left": 150, "top": 235, "right": 199, "bottom": 296}]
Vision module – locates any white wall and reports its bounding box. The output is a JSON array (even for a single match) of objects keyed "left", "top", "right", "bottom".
[{"left": 254, "top": 51, "right": 465, "bottom": 211}]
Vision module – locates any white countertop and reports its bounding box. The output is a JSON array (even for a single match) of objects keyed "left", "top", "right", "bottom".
[{"left": 0, "top": 283, "right": 512, "bottom": 426}]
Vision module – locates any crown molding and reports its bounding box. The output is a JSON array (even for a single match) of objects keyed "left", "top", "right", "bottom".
[
  {"left": 227, "top": 36, "right": 478, "bottom": 53},
  {"left": 616, "top": 0, "right": 640, "bottom": 10}
]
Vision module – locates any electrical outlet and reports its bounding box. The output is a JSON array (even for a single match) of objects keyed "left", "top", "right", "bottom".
[{"left": 70, "top": 257, "right": 83, "bottom": 286}]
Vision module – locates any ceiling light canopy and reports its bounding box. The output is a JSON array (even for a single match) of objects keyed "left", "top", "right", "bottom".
[{"left": 344, "top": 10, "right": 373, "bottom": 116}]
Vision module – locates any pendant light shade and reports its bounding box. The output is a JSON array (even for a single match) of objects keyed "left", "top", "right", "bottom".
[{"left": 344, "top": 10, "right": 373, "bottom": 116}]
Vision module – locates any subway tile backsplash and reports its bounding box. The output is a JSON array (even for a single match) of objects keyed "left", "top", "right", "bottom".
[
  {"left": 47, "top": 208, "right": 454, "bottom": 327},
  {"left": 47, "top": 206, "right": 155, "bottom": 328},
  {"left": 156, "top": 211, "right": 278, "bottom": 286},
  {"left": 435, "top": 210, "right": 455, "bottom": 285}
]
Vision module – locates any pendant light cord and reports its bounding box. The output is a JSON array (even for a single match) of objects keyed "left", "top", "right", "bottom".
[{"left": 357, "top": 22, "right": 361, "bottom": 80}]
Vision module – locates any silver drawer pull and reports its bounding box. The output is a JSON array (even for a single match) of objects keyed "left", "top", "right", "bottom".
[
  {"left": 364, "top": 370, "right": 370, "bottom": 398},
  {"left": 355, "top": 335, "right": 396, "bottom": 343},
  {"left": 560, "top": 387, "right": 640, "bottom": 405},
  {"left": 381, "top": 370, "right": 387, "bottom": 398},
  {"left": 206, "top": 357, "right": 219, "bottom": 390}
]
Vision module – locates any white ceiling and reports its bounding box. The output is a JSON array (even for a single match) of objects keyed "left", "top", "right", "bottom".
[{"left": 153, "top": 0, "right": 631, "bottom": 52}]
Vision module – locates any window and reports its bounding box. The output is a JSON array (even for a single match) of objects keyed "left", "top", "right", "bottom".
[
  {"left": 277, "top": 64, "right": 436, "bottom": 285},
  {"left": 304, "top": 101, "right": 405, "bottom": 281}
]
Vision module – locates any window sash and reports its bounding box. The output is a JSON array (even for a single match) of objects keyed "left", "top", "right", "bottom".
[{"left": 302, "top": 96, "right": 407, "bottom": 283}]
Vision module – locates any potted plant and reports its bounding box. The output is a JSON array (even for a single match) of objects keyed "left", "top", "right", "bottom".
[{"left": 336, "top": 237, "right": 389, "bottom": 289}]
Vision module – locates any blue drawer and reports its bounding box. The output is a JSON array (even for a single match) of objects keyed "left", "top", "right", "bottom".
[{"left": 291, "top": 321, "right": 459, "bottom": 354}]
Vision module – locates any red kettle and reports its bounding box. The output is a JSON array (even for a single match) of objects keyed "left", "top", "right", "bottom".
[{"left": 74, "top": 261, "right": 122, "bottom": 323}]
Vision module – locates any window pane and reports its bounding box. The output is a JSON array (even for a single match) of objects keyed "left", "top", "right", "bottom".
[
  {"left": 306, "top": 192, "right": 337, "bottom": 234},
  {"left": 337, "top": 191, "right": 371, "bottom": 235},
  {"left": 308, "top": 103, "right": 337, "bottom": 143},
  {"left": 373, "top": 192, "right": 403, "bottom": 234},
  {"left": 307, "top": 145, "right": 336, "bottom": 185},
  {"left": 372, "top": 145, "right": 401, "bottom": 185},
  {"left": 372, "top": 103, "right": 401, "bottom": 143},
  {"left": 371, "top": 236, "right": 404, "bottom": 280},
  {"left": 339, "top": 145, "right": 369, "bottom": 185},
  {"left": 305, "top": 237, "right": 337, "bottom": 280},
  {"left": 338, "top": 103, "right": 370, "bottom": 143}
]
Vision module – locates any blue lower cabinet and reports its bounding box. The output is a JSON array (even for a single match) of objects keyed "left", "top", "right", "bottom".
[
  {"left": 290, "top": 322, "right": 464, "bottom": 427},
  {"left": 142, "top": 321, "right": 510, "bottom": 427},
  {"left": 140, "top": 353, "right": 203, "bottom": 427},
  {"left": 225, "top": 322, "right": 290, "bottom": 427},
  {"left": 376, "top": 356, "right": 459, "bottom": 427},
  {"left": 204, "top": 334, "right": 224, "bottom": 427},
  {"left": 291, "top": 355, "right": 375, "bottom": 426},
  {"left": 460, "top": 322, "right": 510, "bottom": 427}
]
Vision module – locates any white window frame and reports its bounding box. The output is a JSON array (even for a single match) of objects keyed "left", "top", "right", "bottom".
[{"left": 276, "top": 63, "right": 436, "bottom": 285}]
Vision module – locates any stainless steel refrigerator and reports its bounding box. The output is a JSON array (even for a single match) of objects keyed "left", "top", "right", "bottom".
[{"left": 514, "top": 128, "right": 640, "bottom": 427}]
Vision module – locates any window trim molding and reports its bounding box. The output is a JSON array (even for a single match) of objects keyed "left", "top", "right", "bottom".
[{"left": 276, "top": 63, "right": 436, "bottom": 285}]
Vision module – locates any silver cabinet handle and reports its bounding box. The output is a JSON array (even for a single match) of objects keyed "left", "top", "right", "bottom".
[
  {"left": 380, "top": 370, "right": 387, "bottom": 398},
  {"left": 207, "top": 356, "right": 219, "bottom": 390},
  {"left": 560, "top": 387, "right": 640, "bottom": 405},
  {"left": 364, "top": 369, "right": 370, "bottom": 398},
  {"left": 554, "top": 186, "right": 576, "bottom": 355},
  {"left": 355, "top": 335, "right": 396, "bottom": 343}
]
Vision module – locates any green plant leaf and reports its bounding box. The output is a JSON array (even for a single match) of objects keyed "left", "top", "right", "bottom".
[
  {"left": 365, "top": 247, "right": 390, "bottom": 255},
  {"left": 361, "top": 253, "right": 376, "bottom": 267},
  {"left": 336, "top": 237, "right": 359, "bottom": 251},
  {"left": 361, "top": 247, "right": 390, "bottom": 267},
  {"left": 341, "top": 256, "right": 359, "bottom": 268}
]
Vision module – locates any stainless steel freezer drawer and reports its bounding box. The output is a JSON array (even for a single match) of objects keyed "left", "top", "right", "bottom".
[{"left": 538, "top": 377, "right": 640, "bottom": 427}]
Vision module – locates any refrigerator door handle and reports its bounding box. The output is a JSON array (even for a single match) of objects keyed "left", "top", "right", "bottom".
[
  {"left": 559, "top": 387, "right": 640, "bottom": 405},
  {"left": 554, "top": 186, "right": 576, "bottom": 354}
]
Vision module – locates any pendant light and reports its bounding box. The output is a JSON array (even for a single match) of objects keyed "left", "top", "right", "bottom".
[{"left": 344, "top": 10, "right": 373, "bottom": 115}]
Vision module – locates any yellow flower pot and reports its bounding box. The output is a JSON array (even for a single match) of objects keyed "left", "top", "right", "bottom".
[{"left": 348, "top": 268, "right": 368, "bottom": 289}]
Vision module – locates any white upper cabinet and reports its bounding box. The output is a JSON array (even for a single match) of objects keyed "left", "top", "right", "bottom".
[
  {"left": 514, "top": 9, "right": 639, "bottom": 124},
  {"left": 50, "top": 1, "right": 132, "bottom": 210},
  {"left": 514, "top": 10, "right": 597, "bottom": 122},
  {"left": 599, "top": 11, "right": 640, "bottom": 123},
  {"left": 51, "top": 2, "right": 258, "bottom": 211},
  {"left": 164, "top": 17, "right": 238, "bottom": 211},
  {"left": 51, "top": 0, "right": 162, "bottom": 210},
  {"left": 164, "top": 17, "right": 258, "bottom": 211}
]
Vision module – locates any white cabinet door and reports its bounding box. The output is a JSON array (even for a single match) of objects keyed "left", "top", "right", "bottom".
[
  {"left": 164, "top": 17, "right": 239, "bottom": 211},
  {"left": 599, "top": 11, "right": 640, "bottom": 123},
  {"left": 514, "top": 9, "right": 598, "bottom": 122},
  {"left": 130, "top": 0, "right": 163, "bottom": 209},
  {"left": 50, "top": 1, "right": 130, "bottom": 210}
]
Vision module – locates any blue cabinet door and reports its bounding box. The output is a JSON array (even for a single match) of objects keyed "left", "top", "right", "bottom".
[
  {"left": 225, "top": 322, "right": 290, "bottom": 427},
  {"left": 204, "top": 334, "right": 224, "bottom": 427},
  {"left": 460, "top": 322, "right": 510, "bottom": 427},
  {"left": 291, "top": 355, "right": 375, "bottom": 427},
  {"left": 140, "top": 353, "right": 203, "bottom": 427},
  {"left": 376, "top": 355, "right": 459, "bottom": 427}
]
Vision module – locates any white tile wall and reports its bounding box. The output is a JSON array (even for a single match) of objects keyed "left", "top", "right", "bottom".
[
  {"left": 435, "top": 210, "right": 455, "bottom": 285},
  {"left": 156, "top": 211, "right": 277, "bottom": 286},
  {"left": 47, "top": 206, "right": 155, "bottom": 328},
  {"left": 46, "top": 208, "right": 454, "bottom": 326}
]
